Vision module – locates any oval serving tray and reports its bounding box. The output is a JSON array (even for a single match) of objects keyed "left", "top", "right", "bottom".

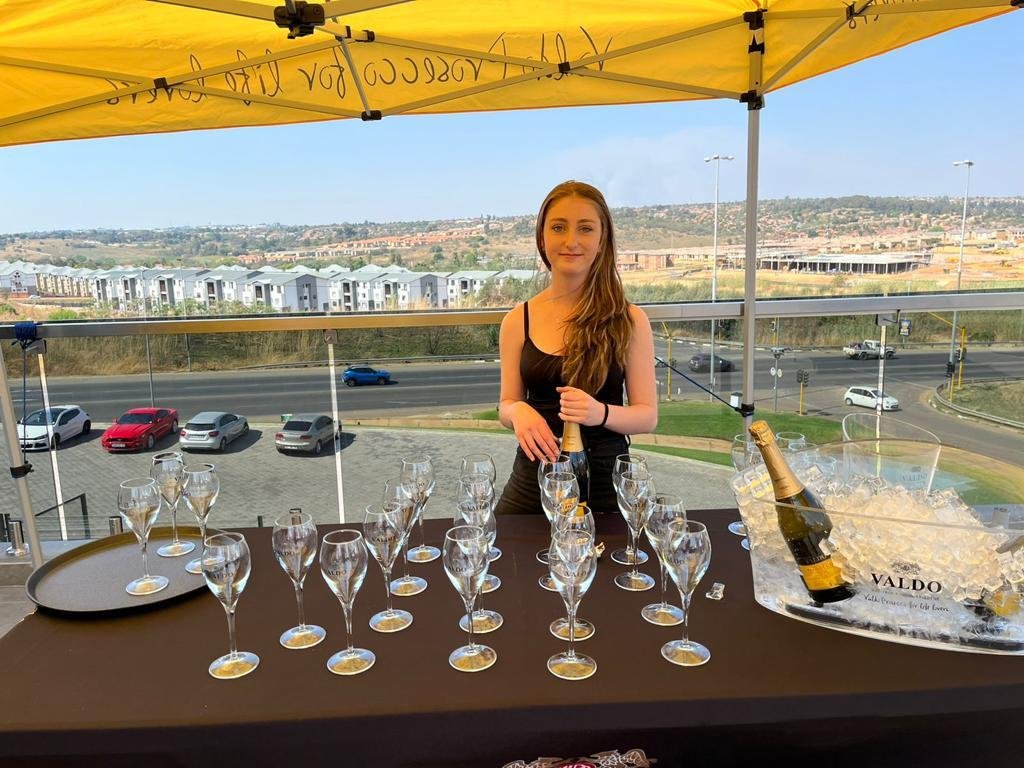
[{"left": 26, "top": 525, "right": 207, "bottom": 615}]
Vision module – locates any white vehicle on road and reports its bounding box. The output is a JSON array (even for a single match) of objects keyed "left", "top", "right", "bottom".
[
  {"left": 843, "top": 387, "right": 900, "bottom": 411},
  {"left": 17, "top": 405, "right": 91, "bottom": 450}
]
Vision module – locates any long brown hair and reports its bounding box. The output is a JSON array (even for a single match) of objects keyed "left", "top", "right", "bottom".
[{"left": 535, "top": 180, "right": 632, "bottom": 394}]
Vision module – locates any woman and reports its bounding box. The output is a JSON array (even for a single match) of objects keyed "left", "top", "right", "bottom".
[{"left": 495, "top": 180, "right": 657, "bottom": 515}]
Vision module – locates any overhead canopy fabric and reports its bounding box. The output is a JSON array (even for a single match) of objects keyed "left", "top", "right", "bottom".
[{"left": 0, "top": 0, "right": 1016, "bottom": 147}]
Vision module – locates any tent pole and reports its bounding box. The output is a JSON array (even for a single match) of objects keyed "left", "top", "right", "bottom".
[{"left": 741, "top": 106, "right": 760, "bottom": 434}]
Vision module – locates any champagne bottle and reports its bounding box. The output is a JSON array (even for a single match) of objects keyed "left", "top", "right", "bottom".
[
  {"left": 748, "top": 420, "right": 854, "bottom": 604},
  {"left": 560, "top": 421, "right": 591, "bottom": 509}
]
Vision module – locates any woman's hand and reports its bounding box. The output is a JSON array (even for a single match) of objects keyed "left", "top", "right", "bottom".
[
  {"left": 510, "top": 402, "right": 560, "bottom": 462},
  {"left": 556, "top": 386, "right": 603, "bottom": 427}
]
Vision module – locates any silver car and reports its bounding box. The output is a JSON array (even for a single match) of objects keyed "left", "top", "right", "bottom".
[
  {"left": 275, "top": 413, "right": 339, "bottom": 455},
  {"left": 179, "top": 412, "right": 249, "bottom": 452}
]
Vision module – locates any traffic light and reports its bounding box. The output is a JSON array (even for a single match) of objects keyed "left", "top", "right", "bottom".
[
  {"left": 796, "top": 369, "right": 809, "bottom": 385},
  {"left": 946, "top": 361, "right": 955, "bottom": 378},
  {"left": 955, "top": 347, "right": 966, "bottom": 362}
]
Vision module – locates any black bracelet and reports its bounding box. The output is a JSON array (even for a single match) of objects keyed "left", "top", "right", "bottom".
[{"left": 599, "top": 402, "right": 610, "bottom": 427}]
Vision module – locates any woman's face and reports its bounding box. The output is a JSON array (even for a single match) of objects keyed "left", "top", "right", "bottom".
[{"left": 542, "top": 195, "right": 603, "bottom": 279}]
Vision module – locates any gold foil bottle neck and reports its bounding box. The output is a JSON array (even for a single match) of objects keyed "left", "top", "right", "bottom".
[{"left": 562, "top": 421, "right": 583, "bottom": 452}]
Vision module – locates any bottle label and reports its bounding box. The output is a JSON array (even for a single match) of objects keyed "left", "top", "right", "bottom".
[
  {"left": 797, "top": 558, "right": 845, "bottom": 591},
  {"left": 562, "top": 422, "right": 583, "bottom": 452}
]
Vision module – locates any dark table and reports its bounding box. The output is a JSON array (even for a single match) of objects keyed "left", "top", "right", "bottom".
[{"left": 2, "top": 511, "right": 1023, "bottom": 768}]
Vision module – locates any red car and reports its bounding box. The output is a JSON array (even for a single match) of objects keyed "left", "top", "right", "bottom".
[{"left": 101, "top": 408, "right": 179, "bottom": 452}]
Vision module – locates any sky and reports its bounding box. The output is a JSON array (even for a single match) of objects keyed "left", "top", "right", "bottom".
[{"left": 0, "top": 13, "right": 1021, "bottom": 233}]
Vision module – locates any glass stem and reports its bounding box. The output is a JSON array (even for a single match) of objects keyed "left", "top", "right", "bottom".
[
  {"left": 169, "top": 499, "right": 179, "bottom": 542},
  {"left": 659, "top": 562, "right": 669, "bottom": 608},
  {"left": 342, "top": 600, "right": 354, "bottom": 652},
  {"left": 225, "top": 605, "right": 238, "bottom": 657},
  {"left": 416, "top": 504, "right": 427, "bottom": 548},
  {"left": 680, "top": 590, "right": 693, "bottom": 645},
  {"left": 464, "top": 595, "right": 476, "bottom": 649},
  {"left": 629, "top": 528, "right": 639, "bottom": 576},
  {"left": 382, "top": 566, "right": 393, "bottom": 613},
  {"left": 294, "top": 582, "right": 306, "bottom": 628},
  {"left": 566, "top": 593, "right": 578, "bottom": 658},
  {"left": 140, "top": 539, "right": 150, "bottom": 578},
  {"left": 401, "top": 541, "right": 410, "bottom": 579}
]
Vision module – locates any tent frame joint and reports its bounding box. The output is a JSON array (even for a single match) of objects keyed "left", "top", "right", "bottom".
[
  {"left": 153, "top": 77, "right": 170, "bottom": 92},
  {"left": 558, "top": 61, "right": 571, "bottom": 74},
  {"left": 743, "top": 9, "right": 765, "bottom": 29},
  {"left": 1011, "top": 0, "right": 1023, "bottom": 9},
  {"left": 740, "top": 90, "right": 764, "bottom": 111},
  {"left": 361, "top": 110, "right": 382, "bottom": 121}
]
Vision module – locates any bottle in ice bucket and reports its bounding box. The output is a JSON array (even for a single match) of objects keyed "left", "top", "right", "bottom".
[
  {"left": 561, "top": 421, "right": 590, "bottom": 510},
  {"left": 748, "top": 420, "right": 855, "bottom": 604}
]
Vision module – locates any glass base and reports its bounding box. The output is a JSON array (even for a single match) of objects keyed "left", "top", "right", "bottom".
[
  {"left": 327, "top": 647, "right": 376, "bottom": 676},
  {"left": 489, "top": 546, "right": 502, "bottom": 562},
  {"left": 641, "top": 602, "right": 685, "bottom": 626},
  {"left": 460, "top": 609, "right": 503, "bottom": 634},
  {"left": 449, "top": 643, "right": 497, "bottom": 672},
  {"left": 547, "top": 651, "right": 597, "bottom": 680},
  {"left": 728, "top": 520, "right": 747, "bottom": 536},
  {"left": 661, "top": 639, "right": 711, "bottom": 667},
  {"left": 185, "top": 557, "right": 203, "bottom": 575},
  {"left": 209, "top": 650, "right": 260, "bottom": 679},
  {"left": 481, "top": 574, "right": 501, "bottom": 594},
  {"left": 535, "top": 548, "right": 549, "bottom": 565},
  {"left": 538, "top": 574, "right": 558, "bottom": 592},
  {"left": 741, "top": 537, "right": 750, "bottom": 551},
  {"left": 614, "top": 571, "right": 656, "bottom": 592},
  {"left": 549, "top": 617, "right": 594, "bottom": 641},
  {"left": 370, "top": 608, "right": 413, "bottom": 633},
  {"left": 125, "top": 574, "right": 169, "bottom": 596},
  {"left": 610, "top": 547, "right": 648, "bottom": 566},
  {"left": 390, "top": 575, "right": 427, "bottom": 596},
  {"left": 408, "top": 545, "right": 440, "bottom": 563},
  {"left": 157, "top": 539, "right": 195, "bottom": 557},
  {"left": 279, "top": 624, "right": 326, "bottom": 649}
]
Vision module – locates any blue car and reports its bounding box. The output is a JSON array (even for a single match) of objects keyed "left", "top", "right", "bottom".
[{"left": 342, "top": 365, "right": 391, "bottom": 386}]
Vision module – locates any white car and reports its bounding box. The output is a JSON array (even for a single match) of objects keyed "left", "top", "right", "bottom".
[
  {"left": 843, "top": 387, "right": 900, "bottom": 411},
  {"left": 179, "top": 411, "right": 249, "bottom": 452},
  {"left": 17, "top": 405, "right": 91, "bottom": 450}
]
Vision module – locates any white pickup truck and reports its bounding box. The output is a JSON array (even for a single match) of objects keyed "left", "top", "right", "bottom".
[{"left": 843, "top": 340, "right": 895, "bottom": 359}]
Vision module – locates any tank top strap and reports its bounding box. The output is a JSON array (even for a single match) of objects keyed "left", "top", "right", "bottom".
[{"left": 523, "top": 300, "right": 531, "bottom": 340}]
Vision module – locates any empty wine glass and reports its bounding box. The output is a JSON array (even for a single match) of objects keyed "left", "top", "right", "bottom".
[
  {"left": 151, "top": 451, "right": 194, "bottom": 558},
  {"left": 442, "top": 525, "right": 496, "bottom": 672},
  {"left": 364, "top": 504, "right": 413, "bottom": 633},
  {"left": 402, "top": 455, "right": 439, "bottom": 563},
  {"left": 462, "top": 453, "right": 502, "bottom": 561},
  {"left": 538, "top": 471, "right": 579, "bottom": 591},
  {"left": 728, "top": 435, "right": 761, "bottom": 539},
  {"left": 641, "top": 494, "right": 686, "bottom": 626},
  {"left": 118, "top": 478, "right": 168, "bottom": 596},
  {"left": 320, "top": 529, "right": 375, "bottom": 675},
  {"left": 454, "top": 500, "right": 503, "bottom": 634},
  {"left": 611, "top": 454, "right": 649, "bottom": 565},
  {"left": 203, "top": 530, "right": 259, "bottom": 679},
  {"left": 613, "top": 469, "right": 656, "bottom": 592},
  {"left": 776, "top": 431, "right": 807, "bottom": 451},
  {"left": 658, "top": 519, "right": 713, "bottom": 667},
  {"left": 549, "top": 508, "right": 596, "bottom": 642},
  {"left": 535, "top": 453, "right": 571, "bottom": 564},
  {"left": 386, "top": 477, "right": 428, "bottom": 597},
  {"left": 547, "top": 528, "right": 598, "bottom": 680},
  {"left": 183, "top": 463, "right": 219, "bottom": 575},
  {"left": 272, "top": 511, "right": 326, "bottom": 649}
]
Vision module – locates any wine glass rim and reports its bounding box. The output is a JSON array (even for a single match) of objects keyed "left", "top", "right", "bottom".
[
  {"left": 120, "top": 477, "right": 156, "bottom": 489},
  {"left": 543, "top": 470, "right": 576, "bottom": 482},
  {"left": 272, "top": 510, "right": 313, "bottom": 527},
  {"left": 614, "top": 453, "right": 647, "bottom": 463},
  {"left": 323, "top": 528, "right": 362, "bottom": 544},
  {"left": 204, "top": 529, "right": 245, "bottom": 546},
  {"left": 445, "top": 524, "right": 485, "bottom": 542},
  {"left": 152, "top": 451, "right": 183, "bottom": 462},
  {"left": 461, "top": 452, "right": 494, "bottom": 463},
  {"left": 183, "top": 462, "right": 216, "bottom": 473},
  {"left": 400, "top": 454, "right": 432, "bottom": 465},
  {"left": 668, "top": 518, "right": 707, "bottom": 534},
  {"left": 775, "top": 431, "right": 805, "bottom": 439}
]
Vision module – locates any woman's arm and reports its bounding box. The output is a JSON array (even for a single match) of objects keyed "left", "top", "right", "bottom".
[
  {"left": 498, "top": 304, "right": 560, "bottom": 462},
  {"left": 556, "top": 305, "right": 658, "bottom": 435}
]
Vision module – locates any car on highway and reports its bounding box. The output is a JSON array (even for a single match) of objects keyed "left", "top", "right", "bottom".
[
  {"left": 688, "top": 353, "right": 734, "bottom": 373},
  {"left": 17, "top": 405, "right": 91, "bottom": 450},
  {"left": 843, "top": 387, "right": 900, "bottom": 411},
  {"left": 179, "top": 412, "right": 249, "bottom": 452},
  {"left": 275, "top": 413, "right": 340, "bottom": 455},
  {"left": 101, "top": 407, "right": 179, "bottom": 452},
  {"left": 342, "top": 365, "right": 391, "bottom": 386}
]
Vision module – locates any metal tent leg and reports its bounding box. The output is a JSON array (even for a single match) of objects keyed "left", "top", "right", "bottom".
[{"left": 741, "top": 107, "right": 760, "bottom": 434}]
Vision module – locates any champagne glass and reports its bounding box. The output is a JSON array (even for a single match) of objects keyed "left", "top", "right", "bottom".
[
  {"left": 658, "top": 519, "right": 713, "bottom": 667},
  {"left": 549, "top": 508, "right": 596, "bottom": 642},
  {"left": 454, "top": 500, "right": 503, "bottom": 633},
  {"left": 613, "top": 469, "right": 656, "bottom": 592},
  {"left": 535, "top": 453, "right": 571, "bottom": 564},
  {"left": 462, "top": 453, "right": 499, "bottom": 560},
  {"left": 402, "top": 455, "right": 439, "bottom": 563},
  {"left": 183, "top": 463, "right": 219, "bottom": 575},
  {"left": 611, "top": 454, "right": 649, "bottom": 565},
  {"left": 364, "top": 505, "right": 413, "bottom": 632},
  {"left": 641, "top": 494, "right": 686, "bottom": 626},
  {"left": 151, "top": 451, "right": 194, "bottom": 557},
  {"left": 728, "top": 435, "right": 761, "bottom": 538},
  {"left": 203, "top": 530, "right": 259, "bottom": 679},
  {"left": 547, "top": 528, "right": 598, "bottom": 680},
  {"left": 272, "top": 511, "right": 326, "bottom": 649},
  {"left": 320, "top": 529, "right": 375, "bottom": 675},
  {"left": 442, "top": 525, "right": 496, "bottom": 672},
  {"left": 538, "top": 471, "right": 579, "bottom": 591},
  {"left": 118, "top": 478, "right": 168, "bottom": 596},
  {"left": 386, "top": 477, "right": 428, "bottom": 596},
  {"left": 776, "top": 431, "right": 807, "bottom": 451}
]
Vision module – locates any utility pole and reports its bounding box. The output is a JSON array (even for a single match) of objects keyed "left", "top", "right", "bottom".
[
  {"left": 705, "top": 153, "right": 734, "bottom": 397},
  {"left": 948, "top": 159, "right": 973, "bottom": 393}
]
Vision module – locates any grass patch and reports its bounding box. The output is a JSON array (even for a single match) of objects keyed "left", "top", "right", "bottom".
[
  {"left": 632, "top": 444, "right": 733, "bottom": 467},
  {"left": 954, "top": 381, "right": 1024, "bottom": 422}
]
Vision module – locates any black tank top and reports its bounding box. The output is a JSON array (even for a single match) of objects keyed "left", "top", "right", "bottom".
[{"left": 519, "top": 300, "right": 625, "bottom": 443}]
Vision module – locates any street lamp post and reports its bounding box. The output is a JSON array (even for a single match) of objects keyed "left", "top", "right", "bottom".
[
  {"left": 949, "top": 160, "right": 973, "bottom": 392},
  {"left": 705, "top": 153, "right": 734, "bottom": 395}
]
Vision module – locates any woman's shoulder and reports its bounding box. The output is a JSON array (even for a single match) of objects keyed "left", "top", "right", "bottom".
[{"left": 626, "top": 302, "right": 652, "bottom": 326}]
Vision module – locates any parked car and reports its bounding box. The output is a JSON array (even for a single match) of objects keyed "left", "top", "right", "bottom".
[
  {"left": 17, "top": 405, "right": 91, "bottom": 450},
  {"left": 275, "top": 413, "right": 340, "bottom": 455},
  {"left": 843, "top": 387, "right": 900, "bottom": 411},
  {"left": 179, "top": 412, "right": 249, "bottom": 452},
  {"left": 343, "top": 365, "right": 391, "bottom": 386},
  {"left": 688, "top": 353, "right": 734, "bottom": 373},
  {"left": 101, "top": 407, "right": 179, "bottom": 452}
]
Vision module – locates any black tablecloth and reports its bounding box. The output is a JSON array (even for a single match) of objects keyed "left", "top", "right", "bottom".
[{"left": 2, "top": 511, "right": 1023, "bottom": 768}]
